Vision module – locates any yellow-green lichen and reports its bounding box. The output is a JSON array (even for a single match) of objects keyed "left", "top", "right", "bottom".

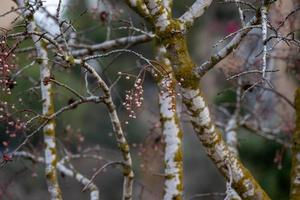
[
  {"left": 119, "top": 143, "right": 130, "bottom": 154},
  {"left": 65, "top": 55, "right": 75, "bottom": 66},
  {"left": 162, "top": 34, "right": 199, "bottom": 89},
  {"left": 174, "top": 145, "right": 183, "bottom": 162},
  {"left": 44, "top": 125, "right": 55, "bottom": 136}
]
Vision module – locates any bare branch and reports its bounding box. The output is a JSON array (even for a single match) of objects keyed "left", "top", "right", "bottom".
[
  {"left": 179, "top": 0, "right": 213, "bottom": 30},
  {"left": 13, "top": 151, "right": 99, "bottom": 200},
  {"left": 124, "top": 0, "right": 150, "bottom": 19},
  {"left": 261, "top": 1, "right": 268, "bottom": 78},
  {"left": 16, "top": 0, "right": 63, "bottom": 198},
  {"left": 77, "top": 61, "right": 134, "bottom": 200},
  {"left": 196, "top": 15, "right": 260, "bottom": 77},
  {"left": 71, "top": 34, "right": 154, "bottom": 57}
]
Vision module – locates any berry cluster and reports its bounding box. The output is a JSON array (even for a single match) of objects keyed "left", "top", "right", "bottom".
[
  {"left": 0, "top": 38, "right": 25, "bottom": 151},
  {"left": 117, "top": 71, "right": 145, "bottom": 124},
  {"left": 123, "top": 77, "right": 144, "bottom": 119},
  {"left": 0, "top": 40, "right": 17, "bottom": 95}
]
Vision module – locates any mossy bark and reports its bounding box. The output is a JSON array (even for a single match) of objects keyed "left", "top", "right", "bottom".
[
  {"left": 154, "top": 43, "right": 183, "bottom": 200},
  {"left": 157, "top": 28, "right": 270, "bottom": 200},
  {"left": 39, "top": 44, "right": 63, "bottom": 200},
  {"left": 290, "top": 88, "right": 300, "bottom": 200}
]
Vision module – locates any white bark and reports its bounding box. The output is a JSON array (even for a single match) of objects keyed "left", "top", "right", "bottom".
[
  {"left": 76, "top": 61, "right": 134, "bottom": 200},
  {"left": 162, "top": 0, "right": 172, "bottom": 13},
  {"left": 159, "top": 78, "right": 183, "bottom": 200},
  {"left": 57, "top": 163, "right": 99, "bottom": 200},
  {"left": 17, "top": 1, "right": 63, "bottom": 199},
  {"left": 181, "top": 87, "right": 269, "bottom": 199},
  {"left": 14, "top": 151, "right": 99, "bottom": 200},
  {"left": 71, "top": 34, "right": 154, "bottom": 57},
  {"left": 125, "top": 0, "right": 150, "bottom": 18},
  {"left": 261, "top": 3, "right": 268, "bottom": 78},
  {"left": 225, "top": 117, "right": 239, "bottom": 156},
  {"left": 179, "top": 0, "right": 213, "bottom": 29},
  {"left": 145, "top": 0, "right": 171, "bottom": 31}
]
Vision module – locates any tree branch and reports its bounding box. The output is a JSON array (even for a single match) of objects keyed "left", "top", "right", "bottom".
[
  {"left": 13, "top": 151, "right": 99, "bottom": 200},
  {"left": 154, "top": 44, "right": 183, "bottom": 199},
  {"left": 16, "top": 0, "right": 63, "bottom": 199},
  {"left": 76, "top": 61, "right": 134, "bottom": 200},
  {"left": 290, "top": 88, "right": 300, "bottom": 199},
  {"left": 179, "top": 0, "right": 213, "bottom": 30},
  {"left": 196, "top": 15, "right": 260, "bottom": 77}
]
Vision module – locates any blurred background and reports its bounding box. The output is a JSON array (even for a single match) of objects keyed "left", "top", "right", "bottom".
[{"left": 0, "top": 0, "right": 299, "bottom": 199}]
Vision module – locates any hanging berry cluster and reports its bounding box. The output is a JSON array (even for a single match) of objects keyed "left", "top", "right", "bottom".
[
  {"left": 124, "top": 77, "right": 144, "bottom": 119},
  {"left": 118, "top": 71, "right": 145, "bottom": 123},
  {"left": 0, "top": 39, "right": 16, "bottom": 95},
  {"left": 0, "top": 37, "right": 25, "bottom": 151}
]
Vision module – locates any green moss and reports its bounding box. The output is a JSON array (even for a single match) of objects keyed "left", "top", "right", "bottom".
[
  {"left": 176, "top": 174, "right": 183, "bottom": 192},
  {"left": 119, "top": 143, "right": 130, "bottom": 153},
  {"left": 46, "top": 171, "right": 55, "bottom": 182},
  {"left": 41, "top": 39, "right": 48, "bottom": 50},
  {"left": 210, "top": 55, "right": 219, "bottom": 65},
  {"left": 163, "top": 34, "right": 199, "bottom": 88},
  {"left": 65, "top": 55, "right": 75, "bottom": 66},
  {"left": 123, "top": 165, "right": 132, "bottom": 176},
  {"left": 165, "top": 174, "right": 175, "bottom": 180},
  {"left": 174, "top": 145, "right": 183, "bottom": 162},
  {"left": 36, "top": 57, "right": 43, "bottom": 64},
  {"left": 25, "top": 13, "right": 34, "bottom": 21},
  {"left": 44, "top": 124, "right": 55, "bottom": 136},
  {"left": 49, "top": 147, "right": 58, "bottom": 165}
]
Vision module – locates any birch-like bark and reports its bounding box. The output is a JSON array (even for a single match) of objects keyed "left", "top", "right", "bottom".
[
  {"left": 261, "top": 1, "right": 268, "bottom": 78},
  {"left": 123, "top": 0, "right": 270, "bottom": 198},
  {"left": 179, "top": 0, "right": 213, "bottom": 29},
  {"left": 144, "top": 0, "right": 171, "bottom": 32},
  {"left": 57, "top": 162, "right": 99, "bottom": 200},
  {"left": 225, "top": 116, "right": 241, "bottom": 200},
  {"left": 155, "top": 45, "right": 183, "bottom": 200},
  {"left": 14, "top": 151, "right": 99, "bottom": 200},
  {"left": 225, "top": 117, "right": 239, "bottom": 157},
  {"left": 181, "top": 87, "right": 269, "bottom": 200},
  {"left": 164, "top": 32, "right": 270, "bottom": 200},
  {"left": 162, "top": 0, "right": 173, "bottom": 14},
  {"left": 71, "top": 34, "right": 154, "bottom": 57},
  {"left": 125, "top": 0, "right": 150, "bottom": 19},
  {"left": 77, "top": 61, "right": 134, "bottom": 200},
  {"left": 17, "top": 1, "right": 62, "bottom": 199},
  {"left": 226, "top": 82, "right": 242, "bottom": 157},
  {"left": 290, "top": 88, "right": 300, "bottom": 200},
  {"left": 38, "top": 40, "right": 62, "bottom": 200}
]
